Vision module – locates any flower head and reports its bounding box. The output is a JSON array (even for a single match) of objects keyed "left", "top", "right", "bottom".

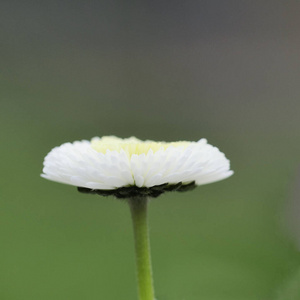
[{"left": 41, "top": 136, "right": 233, "bottom": 198}]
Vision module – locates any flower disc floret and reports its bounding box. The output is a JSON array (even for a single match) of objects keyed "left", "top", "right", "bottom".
[
  {"left": 41, "top": 136, "right": 233, "bottom": 197},
  {"left": 90, "top": 136, "right": 191, "bottom": 157}
]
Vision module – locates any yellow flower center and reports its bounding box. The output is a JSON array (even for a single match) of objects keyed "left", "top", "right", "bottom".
[{"left": 91, "top": 136, "right": 190, "bottom": 157}]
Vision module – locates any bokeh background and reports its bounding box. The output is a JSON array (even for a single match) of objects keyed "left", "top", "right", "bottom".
[{"left": 1, "top": 1, "right": 300, "bottom": 299}]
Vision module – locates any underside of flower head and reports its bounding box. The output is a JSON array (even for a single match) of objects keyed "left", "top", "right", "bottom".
[
  {"left": 42, "top": 136, "right": 233, "bottom": 198},
  {"left": 77, "top": 181, "right": 196, "bottom": 199}
]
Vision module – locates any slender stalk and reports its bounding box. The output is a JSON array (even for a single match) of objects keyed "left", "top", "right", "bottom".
[{"left": 128, "top": 197, "right": 155, "bottom": 300}]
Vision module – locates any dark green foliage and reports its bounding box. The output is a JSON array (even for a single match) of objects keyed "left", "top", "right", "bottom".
[{"left": 78, "top": 181, "right": 196, "bottom": 199}]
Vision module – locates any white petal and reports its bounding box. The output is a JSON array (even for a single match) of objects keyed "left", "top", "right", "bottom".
[{"left": 41, "top": 136, "right": 233, "bottom": 191}]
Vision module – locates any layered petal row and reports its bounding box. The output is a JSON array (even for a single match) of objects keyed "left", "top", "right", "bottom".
[{"left": 42, "top": 136, "right": 233, "bottom": 190}]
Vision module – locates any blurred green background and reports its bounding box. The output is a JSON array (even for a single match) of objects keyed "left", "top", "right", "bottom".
[{"left": 1, "top": 1, "right": 300, "bottom": 299}]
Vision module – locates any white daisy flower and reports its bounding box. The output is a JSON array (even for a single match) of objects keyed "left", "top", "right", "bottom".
[{"left": 41, "top": 136, "right": 233, "bottom": 198}]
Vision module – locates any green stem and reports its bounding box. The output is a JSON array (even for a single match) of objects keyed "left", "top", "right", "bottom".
[{"left": 128, "top": 197, "right": 155, "bottom": 300}]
